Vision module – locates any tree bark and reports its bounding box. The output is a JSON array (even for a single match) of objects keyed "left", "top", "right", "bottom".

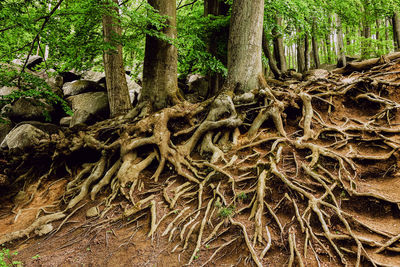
[
  {"left": 102, "top": 0, "right": 131, "bottom": 117},
  {"left": 297, "top": 37, "right": 305, "bottom": 73},
  {"left": 142, "top": 0, "right": 180, "bottom": 111},
  {"left": 304, "top": 34, "right": 310, "bottom": 71},
  {"left": 393, "top": 11, "right": 400, "bottom": 50},
  {"left": 226, "top": 0, "right": 264, "bottom": 93},
  {"left": 272, "top": 16, "right": 287, "bottom": 72},
  {"left": 262, "top": 31, "right": 281, "bottom": 78},
  {"left": 336, "top": 15, "right": 346, "bottom": 67},
  {"left": 204, "top": 0, "right": 229, "bottom": 97},
  {"left": 311, "top": 35, "right": 320, "bottom": 68}
]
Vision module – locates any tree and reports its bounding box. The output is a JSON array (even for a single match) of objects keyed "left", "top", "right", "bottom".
[
  {"left": 141, "top": 0, "right": 180, "bottom": 111},
  {"left": 226, "top": 0, "right": 265, "bottom": 93},
  {"left": 102, "top": 0, "right": 132, "bottom": 117}
]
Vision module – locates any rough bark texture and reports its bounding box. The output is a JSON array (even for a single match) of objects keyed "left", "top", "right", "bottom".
[
  {"left": 304, "top": 34, "right": 310, "bottom": 71},
  {"left": 393, "top": 12, "right": 400, "bottom": 50},
  {"left": 102, "top": 0, "right": 131, "bottom": 117},
  {"left": 311, "top": 35, "right": 320, "bottom": 68},
  {"left": 142, "top": 0, "right": 179, "bottom": 110},
  {"left": 204, "top": 0, "right": 229, "bottom": 97},
  {"left": 272, "top": 16, "right": 287, "bottom": 72},
  {"left": 227, "top": 0, "right": 264, "bottom": 93},
  {"left": 297, "top": 37, "right": 305, "bottom": 73},
  {"left": 336, "top": 15, "right": 346, "bottom": 67},
  {"left": 262, "top": 31, "right": 281, "bottom": 78}
]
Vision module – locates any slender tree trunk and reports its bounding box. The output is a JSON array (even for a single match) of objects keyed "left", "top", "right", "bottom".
[
  {"left": 393, "top": 11, "right": 400, "bottom": 50},
  {"left": 304, "top": 34, "right": 310, "bottom": 71},
  {"left": 297, "top": 36, "right": 305, "bottom": 73},
  {"left": 385, "top": 18, "right": 390, "bottom": 53},
  {"left": 325, "top": 34, "right": 332, "bottom": 64},
  {"left": 336, "top": 14, "right": 346, "bottom": 67},
  {"left": 226, "top": 0, "right": 264, "bottom": 93},
  {"left": 312, "top": 35, "right": 320, "bottom": 68},
  {"left": 376, "top": 19, "right": 382, "bottom": 54},
  {"left": 204, "top": 0, "right": 229, "bottom": 97},
  {"left": 262, "top": 31, "right": 281, "bottom": 78},
  {"left": 142, "top": 0, "right": 180, "bottom": 110},
  {"left": 102, "top": 0, "right": 131, "bottom": 117},
  {"left": 272, "top": 16, "right": 287, "bottom": 72}
]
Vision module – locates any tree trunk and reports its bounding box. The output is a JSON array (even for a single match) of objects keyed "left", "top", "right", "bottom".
[
  {"left": 272, "top": 16, "right": 287, "bottom": 72},
  {"left": 297, "top": 37, "right": 305, "bottom": 73},
  {"left": 204, "top": 0, "right": 229, "bottom": 97},
  {"left": 325, "top": 34, "right": 332, "bottom": 64},
  {"left": 142, "top": 0, "right": 180, "bottom": 111},
  {"left": 336, "top": 15, "right": 346, "bottom": 67},
  {"left": 226, "top": 0, "right": 264, "bottom": 93},
  {"left": 393, "top": 12, "right": 400, "bottom": 50},
  {"left": 262, "top": 31, "right": 281, "bottom": 78},
  {"left": 102, "top": 0, "right": 131, "bottom": 117},
  {"left": 311, "top": 35, "right": 320, "bottom": 68},
  {"left": 304, "top": 34, "right": 310, "bottom": 71}
]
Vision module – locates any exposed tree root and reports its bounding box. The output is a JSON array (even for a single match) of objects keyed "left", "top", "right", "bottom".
[{"left": 2, "top": 57, "right": 400, "bottom": 266}]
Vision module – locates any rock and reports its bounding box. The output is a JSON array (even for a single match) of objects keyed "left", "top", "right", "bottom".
[
  {"left": 59, "top": 71, "right": 81, "bottom": 83},
  {"left": 60, "top": 116, "right": 72, "bottom": 127},
  {"left": 82, "top": 71, "right": 105, "bottom": 83},
  {"left": 303, "top": 69, "right": 330, "bottom": 81},
  {"left": 0, "top": 121, "right": 13, "bottom": 145},
  {"left": 34, "top": 223, "right": 53, "bottom": 236},
  {"left": 0, "top": 86, "right": 18, "bottom": 96},
  {"left": 3, "top": 97, "right": 55, "bottom": 123},
  {"left": 14, "top": 121, "right": 60, "bottom": 135},
  {"left": 68, "top": 92, "right": 109, "bottom": 126},
  {"left": 26, "top": 55, "right": 43, "bottom": 71},
  {"left": 187, "top": 74, "right": 209, "bottom": 98},
  {"left": 0, "top": 124, "right": 49, "bottom": 150},
  {"left": 86, "top": 206, "right": 99, "bottom": 218},
  {"left": 126, "top": 75, "right": 141, "bottom": 105},
  {"left": 63, "top": 80, "right": 105, "bottom": 97}
]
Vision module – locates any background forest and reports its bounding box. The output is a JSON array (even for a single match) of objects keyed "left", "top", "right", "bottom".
[{"left": 1, "top": 0, "right": 400, "bottom": 88}]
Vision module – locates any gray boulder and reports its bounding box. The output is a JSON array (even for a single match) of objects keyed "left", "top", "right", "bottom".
[
  {"left": 0, "top": 124, "right": 49, "bottom": 150},
  {"left": 0, "top": 86, "right": 18, "bottom": 97},
  {"left": 82, "top": 71, "right": 105, "bottom": 83},
  {"left": 126, "top": 75, "right": 141, "bottom": 104},
  {"left": 3, "top": 97, "right": 55, "bottom": 123},
  {"left": 63, "top": 80, "right": 105, "bottom": 97},
  {"left": 187, "top": 74, "right": 209, "bottom": 99},
  {"left": 68, "top": 91, "right": 109, "bottom": 126},
  {"left": 14, "top": 121, "right": 60, "bottom": 135},
  {"left": 26, "top": 55, "right": 43, "bottom": 71}
]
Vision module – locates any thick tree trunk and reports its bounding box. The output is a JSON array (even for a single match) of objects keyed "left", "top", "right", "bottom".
[
  {"left": 142, "top": 0, "right": 179, "bottom": 110},
  {"left": 262, "top": 31, "right": 281, "bottom": 78},
  {"left": 226, "top": 0, "right": 264, "bottom": 93},
  {"left": 393, "top": 12, "right": 400, "bottom": 50},
  {"left": 272, "top": 16, "right": 287, "bottom": 72},
  {"left": 336, "top": 15, "right": 346, "bottom": 67},
  {"left": 102, "top": 0, "right": 131, "bottom": 117},
  {"left": 204, "top": 0, "right": 229, "bottom": 97}
]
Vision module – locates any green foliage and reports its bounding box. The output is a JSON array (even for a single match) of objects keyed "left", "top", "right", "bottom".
[
  {"left": 177, "top": 2, "right": 228, "bottom": 77},
  {"left": 218, "top": 205, "right": 235, "bottom": 218},
  {"left": 237, "top": 192, "right": 248, "bottom": 201},
  {"left": 0, "top": 248, "right": 22, "bottom": 267}
]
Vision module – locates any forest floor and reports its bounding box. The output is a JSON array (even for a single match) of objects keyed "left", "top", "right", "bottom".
[{"left": 2, "top": 55, "right": 400, "bottom": 267}]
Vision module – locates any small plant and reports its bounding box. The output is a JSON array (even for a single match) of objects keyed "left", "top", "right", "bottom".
[
  {"left": 1, "top": 248, "right": 22, "bottom": 267},
  {"left": 237, "top": 192, "right": 248, "bottom": 201},
  {"left": 31, "top": 254, "right": 40, "bottom": 260},
  {"left": 218, "top": 206, "right": 235, "bottom": 218},
  {"left": 214, "top": 199, "right": 222, "bottom": 208},
  {"left": 205, "top": 244, "right": 210, "bottom": 249}
]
